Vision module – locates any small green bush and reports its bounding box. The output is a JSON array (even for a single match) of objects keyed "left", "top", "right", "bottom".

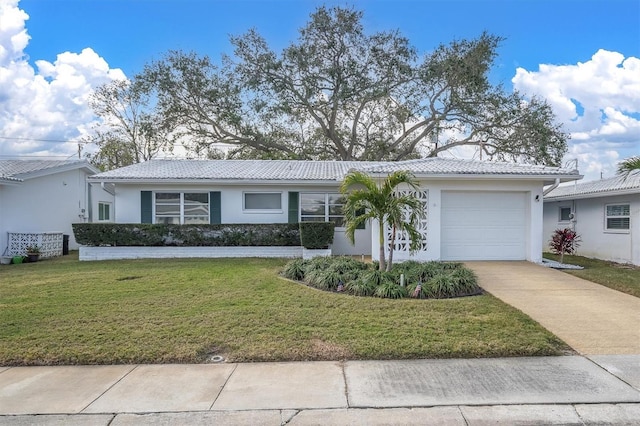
[
  {"left": 450, "top": 268, "right": 479, "bottom": 294},
  {"left": 375, "top": 280, "right": 408, "bottom": 299},
  {"left": 441, "top": 261, "right": 464, "bottom": 270},
  {"left": 345, "top": 277, "right": 376, "bottom": 297},
  {"left": 281, "top": 258, "right": 308, "bottom": 281},
  {"left": 299, "top": 222, "right": 335, "bottom": 249}
]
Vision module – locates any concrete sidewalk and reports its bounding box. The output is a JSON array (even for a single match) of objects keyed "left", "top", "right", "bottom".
[
  {"left": 467, "top": 261, "right": 640, "bottom": 355},
  {"left": 1, "top": 356, "right": 639, "bottom": 424}
]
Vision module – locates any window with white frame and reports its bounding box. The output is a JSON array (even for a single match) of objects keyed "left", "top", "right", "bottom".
[
  {"left": 559, "top": 206, "right": 572, "bottom": 222},
  {"left": 98, "top": 202, "right": 111, "bottom": 221},
  {"left": 300, "top": 193, "right": 346, "bottom": 227},
  {"left": 155, "top": 192, "right": 209, "bottom": 224},
  {"left": 244, "top": 192, "right": 282, "bottom": 211},
  {"left": 605, "top": 204, "right": 630, "bottom": 231}
]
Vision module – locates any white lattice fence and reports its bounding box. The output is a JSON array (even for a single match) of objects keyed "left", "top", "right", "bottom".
[
  {"left": 385, "top": 189, "right": 428, "bottom": 253},
  {"left": 7, "top": 232, "right": 63, "bottom": 258}
]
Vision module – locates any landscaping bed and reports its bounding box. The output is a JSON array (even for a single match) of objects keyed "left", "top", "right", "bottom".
[
  {"left": 283, "top": 257, "right": 482, "bottom": 299},
  {"left": 0, "top": 254, "right": 571, "bottom": 365}
]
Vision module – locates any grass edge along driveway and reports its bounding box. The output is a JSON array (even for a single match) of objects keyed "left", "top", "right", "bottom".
[
  {"left": 544, "top": 253, "right": 640, "bottom": 298},
  {"left": 0, "top": 255, "right": 571, "bottom": 366}
]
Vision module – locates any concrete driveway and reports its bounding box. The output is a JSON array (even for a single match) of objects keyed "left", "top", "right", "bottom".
[{"left": 466, "top": 261, "right": 640, "bottom": 355}]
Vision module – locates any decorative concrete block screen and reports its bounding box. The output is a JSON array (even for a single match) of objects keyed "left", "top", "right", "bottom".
[{"left": 7, "top": 232, "right": 63, "bottom": 258}]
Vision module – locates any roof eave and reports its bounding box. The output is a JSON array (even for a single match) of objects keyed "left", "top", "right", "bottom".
[
  {"left": 544, "top": 187, "right": 640, "bottom": 201},
  {"left": 0, "top": 178, "right": 23, "bottom": 186},
  {"left": 88, "top": 173, "right": 581, "bottom": 186},
  {"left": 87, "top": 177, "right": 342, "bottom": 186},
  {"left": 16, "top": 161, "right": 100, "bottom": 180},
  {"left": 368, "top": 172, "right": 581, "bottom": 183}
]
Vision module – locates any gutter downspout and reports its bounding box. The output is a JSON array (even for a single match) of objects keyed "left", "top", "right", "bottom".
[{"left": 543, "top": 178, "right": 561, "bottom": 196}]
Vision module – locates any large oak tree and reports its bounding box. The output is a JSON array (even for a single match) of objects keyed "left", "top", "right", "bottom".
[{"left": 96, "top": 6, "right": 568, "bottom": 165}]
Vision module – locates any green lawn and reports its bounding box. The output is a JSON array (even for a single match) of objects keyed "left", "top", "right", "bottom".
[
  {"left": 544, "top": 253, "right": 640, "bottom": 298},
  {"left": 0, "top": 254, "right": 570, "bottom": 366}
]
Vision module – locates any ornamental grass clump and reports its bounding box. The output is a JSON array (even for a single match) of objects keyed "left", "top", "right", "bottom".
[
  {"left": 282, "top": 257, "right": 480, "bottom": 299},
  {"left": 549, "top": 228, "right": 581, "bottom": 264},
  {"left": 281, "top": 258, "right": 308, "bottom": 281}
]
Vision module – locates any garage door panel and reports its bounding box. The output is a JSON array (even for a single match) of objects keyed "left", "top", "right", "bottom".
[{"left": 441, "top": 191, "right": 527, "bottom": 261}]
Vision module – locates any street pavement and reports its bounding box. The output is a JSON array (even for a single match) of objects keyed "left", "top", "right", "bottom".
[{"left": 1, "top": 356, "right": 639, "bottom": 424}]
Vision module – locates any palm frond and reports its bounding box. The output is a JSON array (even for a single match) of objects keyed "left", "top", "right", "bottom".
[{"left": 617, "top": 156, "right": 640, "bottom": 180}]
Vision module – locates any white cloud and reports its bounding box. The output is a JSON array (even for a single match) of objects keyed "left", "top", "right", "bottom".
[
  {"left": 513, "top": 49, "right": 640, "bottom": 182},
  {"left": 0, "top": 0, "right": 125, "bottom": 159}
]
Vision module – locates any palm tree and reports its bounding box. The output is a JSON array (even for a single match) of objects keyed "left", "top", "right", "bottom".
[
  {"left": 341, "top": 170, "right": 425, "bottom": 271},
  {"left": 617, "top": 156, "right": 640, "bottom": 180}
]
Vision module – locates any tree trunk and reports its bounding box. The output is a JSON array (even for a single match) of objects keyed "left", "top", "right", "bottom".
[
  {"left": 378, "top": 219, "right": 386, "bottom": 271},
  {"left": 386, "top": 225, "right": 396, "bottom": 272}
]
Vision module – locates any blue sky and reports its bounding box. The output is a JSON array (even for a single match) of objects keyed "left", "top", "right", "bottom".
[
  {"left": 2, "top": 0, "right": 639, "bottom": 181},
  {"left": 21, "top": 0, "right": 640, "bottom": 84}
]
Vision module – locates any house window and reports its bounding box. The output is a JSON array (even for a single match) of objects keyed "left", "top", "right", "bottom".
[
  {"left": 300, "top": 193, "right": 346, "bottom": 227},
  {"left": 244, "top": 192, "right": 282, "bottom": 211},
  {"left": 559, "top": 207, "right": 572, "bottom": 222},
  {"left": 155, "top": 192, "right": 209, "bottom": 224},
  {"left": 98, "top": 202, "right": 111, "bottom": 221},
  {"left": 605, "top": 204, "right": 630, "bottom": 231}
]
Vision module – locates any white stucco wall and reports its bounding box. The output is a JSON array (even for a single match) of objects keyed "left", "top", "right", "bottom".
[
  {"left": 0, "top": 186, "right": 5, "bottom": 255},
  {"left": 111, "top": 183, "right": 371, "bottom": 255},
  {"left": 543, "top": 193, "right": 640, "bottom": 265},
  {"left": 0, "top": 169, "right": 91, "bottom": 252},
  {"left": 105, "top": 178, "right": 547, "bottom": 262},
  {"left": 88, "top": 183, "right": 115, "bottom": 222},
  {"left": 370, "top": 179, "right": 543, "bottom": 263}
]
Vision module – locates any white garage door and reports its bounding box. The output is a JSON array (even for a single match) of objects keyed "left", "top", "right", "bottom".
[{"left": 441, "top": 191, "right": 527, "bottom": 261}]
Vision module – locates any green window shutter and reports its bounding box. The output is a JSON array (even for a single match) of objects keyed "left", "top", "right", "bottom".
[
  {"left": 210, "top": 191, "right": 221, "bottom": 224},
  {"left": 141, "top": 191, "right": 152, "bottom": 223},
  {"left": 288, "top": 192, "right": 299, "bottom": 223}
]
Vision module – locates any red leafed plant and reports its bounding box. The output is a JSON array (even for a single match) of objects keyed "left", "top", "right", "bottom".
[{"left": 549, "top": 228, "right": 581, "bottom": 264}]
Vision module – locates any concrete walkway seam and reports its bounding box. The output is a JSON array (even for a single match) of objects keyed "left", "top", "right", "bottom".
[
  {"left": 207, "top": 363, "right": 238, "bottom": 411},
  {"left": 81, "top": 365, "right": 138, "bottom": 414}
]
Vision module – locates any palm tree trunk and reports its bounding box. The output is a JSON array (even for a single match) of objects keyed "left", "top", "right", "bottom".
[
  {"left": 387, "top": 225, "right": 396, "bottom": 272},
  {"left": 378, "top": 219, "right": 386, "bottom": 271}
]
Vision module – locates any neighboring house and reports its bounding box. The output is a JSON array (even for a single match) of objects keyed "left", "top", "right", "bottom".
[
  {"left": 0, "top": 160, "right": 113, "bottom": 255},
  {"left": 543, "top": 174, "right": 640, "bottom": 266},
  {"left": 89, "top": 158, "right": 579, "bottom": 263}
]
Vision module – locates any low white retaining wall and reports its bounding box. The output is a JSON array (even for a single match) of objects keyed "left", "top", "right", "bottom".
[
  {"left": 302, "top": 248, "right": 332, "bottom": 260},
  {"left": 79, "top": 246, "right": 304, "bottom": 261}
]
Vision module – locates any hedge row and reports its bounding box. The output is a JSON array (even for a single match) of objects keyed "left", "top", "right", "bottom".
[
  {"left": 299, "top": 222, "right": 335, "bottom": 249},
  {"left": 72, "top": 222, "right": 335, "bottom": 248}
]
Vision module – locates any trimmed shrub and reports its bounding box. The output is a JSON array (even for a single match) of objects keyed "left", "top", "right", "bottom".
[
  {"left": 299, "top": 222, "right": 335, "bottom": 249},
  {"left": 72, "top": 223, "right": 300, "bottom": 247}
]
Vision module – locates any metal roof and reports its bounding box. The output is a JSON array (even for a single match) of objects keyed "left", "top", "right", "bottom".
[
  {"left": 91, "top": 158, "right": 580, "bottom": 182},
  {"left": 357, "top": 158, "right": 577, "bottom": 176},
  {"left": 0, "top": 160, "right": 97, "bottom": 180},
  {"left": 545, "top": 173, "right": 640, "bottom": 200}
]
